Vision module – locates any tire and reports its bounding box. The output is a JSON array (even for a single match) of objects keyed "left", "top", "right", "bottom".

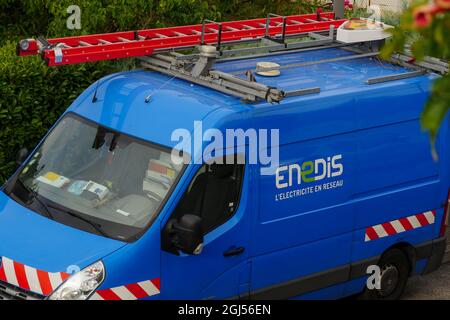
[{"left": 358, "top": 248, "right": 410, "bottom": 300}]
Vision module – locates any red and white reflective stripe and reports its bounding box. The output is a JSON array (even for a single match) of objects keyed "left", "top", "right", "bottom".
[
  {"left": 365, "top": 210, "right": 436, "bottom": 242},
  {"left": 90, "top": 278, "right": 160, "bottom": 300},
  {"left": 0, "top": 257, "right": 70, "bottom": 296}
]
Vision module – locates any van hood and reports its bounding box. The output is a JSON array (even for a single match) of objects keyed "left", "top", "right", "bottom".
[{"left": 0, "top": 191, "right": 126, "bottom": 273}]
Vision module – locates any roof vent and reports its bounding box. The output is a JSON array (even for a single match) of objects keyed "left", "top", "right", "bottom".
[{"left": 256, "top": 62, "right": 281, "bottom": 77}]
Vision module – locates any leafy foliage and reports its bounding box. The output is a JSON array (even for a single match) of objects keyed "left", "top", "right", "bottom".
[
  {"left": 0, "top": 0, "right": 329, "bottom": 41},
  {"left": 0, "top": 41, "right": 125, "bottom": 181},
  {"left": 381, "top": 0, "right": 450, "bottom": 143}
]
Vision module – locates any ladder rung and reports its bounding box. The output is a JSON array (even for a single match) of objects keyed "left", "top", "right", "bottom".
[
  {"left": 191, "top": 30, "right": 202, "bottom": 35},
  {"left": 99, "top": 39, "right": 112, "bottom": 45},
  {"left": 117, "top": 37, "right": 132, "bottom": 43},
  {"left": 243, "top": 24, "right": 256, "bottom": 30},
  {"left": 288, "top": 19, "right": 304, "bottom": 25},
  {"left": 173, "top": 31, "right": 187, "bottom": 37},
  {"left": 79, "top": 41, "right": 92, "bottom": 46},
  {"left": 156, "top": 33, "right": 169, "bottom": 38},
  {"left": 305, "top": 18, "right": 318, "bottom": 23}
]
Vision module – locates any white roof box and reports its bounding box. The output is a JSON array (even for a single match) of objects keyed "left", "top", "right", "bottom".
[{"left": 337, "top": 18, "right": 393, "bottom": 44}]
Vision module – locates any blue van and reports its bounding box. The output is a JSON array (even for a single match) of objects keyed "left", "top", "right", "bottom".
[{"left": 1, "top": 41, "right": 449, "bottom": 300}]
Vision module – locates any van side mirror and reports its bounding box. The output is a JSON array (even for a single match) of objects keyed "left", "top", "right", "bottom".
[
  {"left": 16, "top": 148, "right": 29, "bottom": 166},
  {"left": 171, "top": 215, "right": 204, "bottom": 255}
]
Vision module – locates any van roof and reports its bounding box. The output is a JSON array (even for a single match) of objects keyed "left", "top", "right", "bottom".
[
  {"left": 215, "top": 47, "right": 423, "bottom": 95},
  {"left": 69, "top": 47, "right": 436, "bottom": 149}
]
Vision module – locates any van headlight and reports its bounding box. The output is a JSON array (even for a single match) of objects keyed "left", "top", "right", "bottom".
[{"left": 48, "top": 261, "right": 105, "bottom": 300}]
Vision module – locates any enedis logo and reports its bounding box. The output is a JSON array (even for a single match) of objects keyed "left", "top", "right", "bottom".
[{"left": 275, "top": 155, "right": 344, "bottom": 202}]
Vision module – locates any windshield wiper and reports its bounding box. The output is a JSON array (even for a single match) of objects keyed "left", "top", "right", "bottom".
[
  {"left": 16, "top": 179, "right": 54, "bottom": 220},
  {"left": 46, "top": 204, "right": 109, "bottom": 238},
  {"left": 13, "top": 179, "right": 109, "bottom": 238}
]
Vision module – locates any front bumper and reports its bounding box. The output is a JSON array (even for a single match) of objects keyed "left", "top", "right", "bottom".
[{"left": 0, "top": 281, "right": 44, "bottom": 300}]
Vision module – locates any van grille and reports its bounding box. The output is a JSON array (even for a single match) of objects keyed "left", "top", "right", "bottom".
[{"left": 0, "top": 281, "right": 45, "bottom": 300}]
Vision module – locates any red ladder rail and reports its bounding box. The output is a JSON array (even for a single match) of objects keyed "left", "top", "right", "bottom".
[{"left": 18, "top": 12, "right": 346, "bottom": 67}]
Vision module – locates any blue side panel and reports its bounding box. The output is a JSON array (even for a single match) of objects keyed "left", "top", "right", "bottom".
[
  {"left": 355, "top": 121, "right": 438, "bottom": 196},
  {"left": 351, "top": 81, "right": 442, "bottom": 254},
  {"left": 292, "top": 282, "right": 347, "bottom": 300},
  {"left": 250, "top": 233, "right": 352, "bottom": 295},
  {"left": 346, "top": 80, "right": 445, "bottom": 296},
  {"left": 352, "top": 82, "right": 441, "bottom": 212}
]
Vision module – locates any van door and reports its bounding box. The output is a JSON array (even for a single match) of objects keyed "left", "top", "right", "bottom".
[
  {"left": 160, "top": 158, "right": 252, "bottom": 299},
  {"left": 250, "top": 137, "right": 356, "bottom": 299}
]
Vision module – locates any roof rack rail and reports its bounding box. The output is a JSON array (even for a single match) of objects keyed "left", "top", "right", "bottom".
[
  {"left": 343, "top": 45, "right": 449, "bottom": 84},
  {"left": 139, "top": 28, "right": 345, "bottom": 104}
]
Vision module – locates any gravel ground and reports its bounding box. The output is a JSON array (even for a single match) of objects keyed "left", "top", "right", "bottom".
[{"left": 402, "top": 262, "right": 450, "bottom": 300}]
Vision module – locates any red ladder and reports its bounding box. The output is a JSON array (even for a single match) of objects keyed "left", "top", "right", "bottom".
[{"left": 18, "top": 12, "right": 346, "bottom": 67}]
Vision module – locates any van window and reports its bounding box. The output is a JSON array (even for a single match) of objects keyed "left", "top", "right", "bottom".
[
  {"left": 173, "top": 160, "right": 245, "bottom": 234},
  {"left": 6, "top": 114, "right": 186, "bottom": 242}
]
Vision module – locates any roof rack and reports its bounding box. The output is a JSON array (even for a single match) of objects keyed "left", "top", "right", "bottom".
[
  {"left": 342, "top": 44, "right": 448, "bottom": 84},
  {"left": 17, "top": 11, "right": 449, "bottom": 104},
  {"left": 138, "top": 25, "right": 346, "bottom": 103}
]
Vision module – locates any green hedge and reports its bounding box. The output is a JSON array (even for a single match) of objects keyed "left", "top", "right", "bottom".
[
  {"left": 0, "top": 0, "right": 325, "bottom": 182},
  {"left": 0, "top": 41, "right": 129, "bottom": 182},
  {"left": 0, "top": 0, "right": 325, "bottom": 41}
]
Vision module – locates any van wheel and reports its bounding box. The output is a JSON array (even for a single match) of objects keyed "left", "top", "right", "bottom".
[{"left": 359, "top": 248, "right": 410, "bottom": 300}]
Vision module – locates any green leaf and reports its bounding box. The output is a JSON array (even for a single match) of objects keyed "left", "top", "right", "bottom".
[{"left": 421, "top": 75, "right": 450, "bottom": 144}]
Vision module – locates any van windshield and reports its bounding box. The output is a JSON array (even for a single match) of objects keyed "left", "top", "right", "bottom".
[{"left": 7, "top": 114, "right": 185, "bottom": 242}]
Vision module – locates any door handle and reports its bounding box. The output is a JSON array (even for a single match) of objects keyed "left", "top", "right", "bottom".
[{"left": 223, "top": 247, "right": 245, "bottom": 257}]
